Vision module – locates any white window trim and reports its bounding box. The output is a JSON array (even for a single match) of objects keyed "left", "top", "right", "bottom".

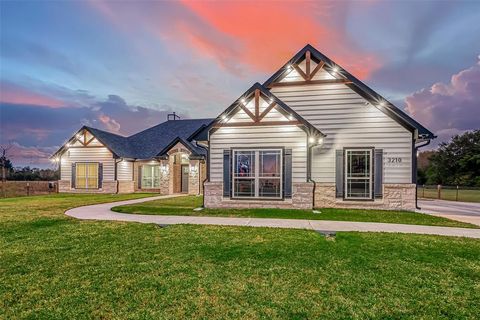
[
  {"left": 344, "top": 148, "right": 373, "bottom": 200},
  {"left": 141, "top": 165, "right": 160, "bottom": 189},
  {"left": 231, "top": 149, "right": 283, "bottom": 199}
]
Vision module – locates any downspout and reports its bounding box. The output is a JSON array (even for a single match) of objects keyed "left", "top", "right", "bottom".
[
  {"left": 114, "top": 157, "right": 122, "bottom": 194},
  {"left": 414, "top": 139, "right": 431, "bottom": 210},
  {"left": 195, "top": 141, "right": 209, "bottom": 208},
  {"left": 307, "top": 137, "right": 317, "bottom": 209}
]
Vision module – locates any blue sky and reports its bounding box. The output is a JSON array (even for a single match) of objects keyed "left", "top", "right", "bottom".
[{"left": 1, "top": 0, "right": 479, "bottom": 167}]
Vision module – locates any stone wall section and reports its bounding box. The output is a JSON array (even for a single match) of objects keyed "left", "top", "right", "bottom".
[
  {"left": 204, "top": 182, "right": 314, "bottom": 209},
  {"left": 313, "top": 183, "right": 416, "bottom": 211}
]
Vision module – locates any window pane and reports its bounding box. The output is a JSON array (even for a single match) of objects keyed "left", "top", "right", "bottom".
[
  {"left": 233, "top": 179, "right": 255, "bottom": 197},
  {"left": 142, "top": 165, "right": 153, "bottom": 188},
  {"left": 76, "top": 164, "right": 86, "bottom": 188},
  {"left": 346, "top": 179, "right": 370, "bottom": 198},
  {"left": 260, "top": 151, "right": 280, "bottom": 177},
  {"left": 153, "top": 166, "right": 160, "bottom": 188},
  {"left": 234, "top": 151, "right": 255, "bottom": 177},
  {"left": 87, "top": 163, "right": 98, "bottom": 188},
  {"left": 259, "top": 179, "right": 281, "bottom": 198},
  {"left": 347, "top": 151, "right": 370, "bottom": 177}
]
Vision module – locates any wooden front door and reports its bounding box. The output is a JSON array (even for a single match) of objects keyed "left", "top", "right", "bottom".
[{"left": 181, "top": 164, "right": 189, "bottom": 193}]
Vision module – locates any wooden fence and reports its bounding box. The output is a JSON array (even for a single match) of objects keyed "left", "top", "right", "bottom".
[
  {"left": 0, "top": 181, "right": 58, "bottom": 198},
  {"left": 418, "top": 185, "right": 480, "bottom": 203}
]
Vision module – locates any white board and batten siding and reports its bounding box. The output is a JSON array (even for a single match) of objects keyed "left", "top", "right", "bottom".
[
  {"left": 209, "top": 125, "right": 307, "bottom": 183},
  {"left": 60, "top": 146, "right": 116, "bottom": 181},
  {"left": 271, "top": 82, "right": 413, "bottom": 184}
]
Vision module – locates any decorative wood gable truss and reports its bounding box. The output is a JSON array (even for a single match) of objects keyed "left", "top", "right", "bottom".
[
  {"left": 263, "top": 44, "right": 435, "bottom": 140},
  {"left": 211, "top": 83, "right": 325, "bottom": 139},
  {"left": 51, "top": 126, "right": 118, "bottom": 159}
]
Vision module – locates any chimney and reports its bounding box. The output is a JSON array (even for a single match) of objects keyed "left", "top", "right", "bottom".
[{"left": 167, "top": 112, "right": 180, "bottom": 121}]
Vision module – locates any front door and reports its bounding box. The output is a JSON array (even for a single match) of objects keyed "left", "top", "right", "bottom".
[{"left": 181, "top": 164, "right": 189, "bottom": 193}]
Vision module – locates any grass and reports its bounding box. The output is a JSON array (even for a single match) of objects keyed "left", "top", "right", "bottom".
[
  {"left": 1, "top": 194, "right": 480, "bottom": 319},
  {"left": 112, "top": 195, "right": 477, "bottom": 228},
  {"left": 419, "top": 187, "right": 480, "bottom": 203}
]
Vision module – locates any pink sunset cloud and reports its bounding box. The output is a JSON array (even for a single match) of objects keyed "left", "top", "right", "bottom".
[
  {"left": 89, "top": 1, "right": 382, "bottom": 79},
  {"left": 0, "top": 81, "right": 66, "bottom": 108},
  {"left": 405, "top": 55, "right": 480, "bottom": 143},
  {"left": 179, "top": 1, "right": 382, "bottom": 79}
]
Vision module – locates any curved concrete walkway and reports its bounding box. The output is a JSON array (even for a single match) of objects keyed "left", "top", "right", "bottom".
[{"left": 65, "top": 195, "right": 480, "bottom": 239}]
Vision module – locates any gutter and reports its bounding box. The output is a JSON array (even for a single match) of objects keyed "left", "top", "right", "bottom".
[{"left": 414, "top": 139, "right": 431, "bottom": 210}]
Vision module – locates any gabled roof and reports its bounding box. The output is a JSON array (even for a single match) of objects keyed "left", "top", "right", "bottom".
[
  {"left": 128, "top": 118, "right": 213, "bottom": 159},
  {"left": 192, "top": 82, "right": 325, "bottom": 141},
  {"left": 52, "top": 119, "right": 214, "bottom": 159},
  {"left": 263, "top": 44, "right": 435, "bottom": 140}
]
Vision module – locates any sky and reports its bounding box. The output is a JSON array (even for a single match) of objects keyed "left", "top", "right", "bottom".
[{"left": 1, "top": 0, "right": 479, "bottom": 168}]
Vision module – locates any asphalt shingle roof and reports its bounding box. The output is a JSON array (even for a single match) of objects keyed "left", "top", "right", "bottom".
[{"left": 81, "top": 118, "right": 213, "bottom": 159}]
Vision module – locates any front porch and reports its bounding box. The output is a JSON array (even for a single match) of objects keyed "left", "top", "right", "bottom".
[{"left": 132, "top": 142, "right": 206, "bottom": 196}]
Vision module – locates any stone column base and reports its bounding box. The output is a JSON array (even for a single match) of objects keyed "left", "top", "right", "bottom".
[{"left": 118, "top": 181, "right": 134, "bottom": 193}]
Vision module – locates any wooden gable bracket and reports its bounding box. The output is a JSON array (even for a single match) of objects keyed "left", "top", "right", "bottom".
[{"left": 268, "top": 50, "right": 351, "bottom": 88}]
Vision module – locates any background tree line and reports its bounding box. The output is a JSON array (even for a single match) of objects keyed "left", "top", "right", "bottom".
[
  {"left": 417, "top": 130, "right": 480, "bottom": 187},
  {"left": 0, "top": 147, "right": 59, "bottom": 181}
]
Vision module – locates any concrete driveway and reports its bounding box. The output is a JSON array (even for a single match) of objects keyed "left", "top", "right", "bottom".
[{"left": 418, "top": 199, "right": 480, "bottom": 227}]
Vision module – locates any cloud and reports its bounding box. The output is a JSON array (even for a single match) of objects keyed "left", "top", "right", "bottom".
[
  {"left": 0, "top": 81, "right": 66, "bottom": 108},
  {"left": 178, "top": 1, "right": 382, "bottom": 79},
  {"left": 405, "top": 55, "right": 480, "bottom": 145},
  {"left": 6, "top": 142, "right": 57, "bottom": 168},
  {"left": 89, "top": 0, "right": 382, "bottom": 79}
]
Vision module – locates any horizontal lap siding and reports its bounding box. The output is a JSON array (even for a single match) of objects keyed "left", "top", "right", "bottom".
[
  {"left": 210, "top": 126, "right": 307, "bottom": 182},
  {"left": 272, "top": 84, "right": 412, "bottom": 184},
  {"left": 60, "top": 147, "right": 115, "bottom": 181},
  {"left": 117, "top": 160, "right": 133, "bottom": 181}
]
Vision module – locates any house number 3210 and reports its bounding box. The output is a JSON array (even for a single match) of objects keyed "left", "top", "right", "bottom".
[{"left": 387, "top": 157, "right": 402, "bottom": 163}]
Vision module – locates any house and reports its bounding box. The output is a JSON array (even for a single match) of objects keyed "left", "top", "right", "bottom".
[
  {"left": 52, "top": 118, "right": 213, "bottom": 195},
  {"left": 53, "top": 44, "right": 434, "bottom": 211}
]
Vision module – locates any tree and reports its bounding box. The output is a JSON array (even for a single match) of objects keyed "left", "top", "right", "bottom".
[
  {"left": 0, "top": 144, "right": 13, "bottom": 182},
  {"left": 426, "top": 130, "right": 480, "bottom": 186}
]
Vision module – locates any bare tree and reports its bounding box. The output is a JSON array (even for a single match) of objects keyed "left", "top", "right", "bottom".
[{"left": 0, "top": 143, "right": 13, "bottom": 182}]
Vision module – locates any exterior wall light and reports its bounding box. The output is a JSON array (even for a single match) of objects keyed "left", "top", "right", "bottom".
[
  {"left": 161, "top": 164, "right": 169, "bottom": 174},
  {"left": 318, "top": 137, "right": 324, "bottom": 146},
  {"left": 309, "top": 137, "right": 316, "bottom": 144},
  {"left": 190, "top": 164, "right": 198, "bottom": 174},
  {"left": 240, "top": 98, "right": 246, "bottom": 105}
]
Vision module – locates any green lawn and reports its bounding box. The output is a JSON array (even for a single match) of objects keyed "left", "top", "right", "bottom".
[
  {"left": 419, "top": 187, "right": 480, "bottom": 203},
  {"left": 112, "top": 195, "right": 477, "bottom": 228},
  {"left": 1, "top": 194, "right": 480, "bottom": 319}
]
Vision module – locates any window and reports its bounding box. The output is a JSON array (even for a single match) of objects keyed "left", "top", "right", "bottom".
[
  {"left": 232, "top": 149, "right": 282, "bottom": 198},
  {"left": 142, "top": 165, "right": 160, "bottom": 189},
  {"left": 76, "top": 163, "right": 98, "bottom": 189},
  {"left": 345, "top": 149, "right": 372, "bottom": 199}
]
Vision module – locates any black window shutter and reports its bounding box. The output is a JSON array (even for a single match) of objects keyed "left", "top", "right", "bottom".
[
  {"left": 284, "top": 149, "right": 292, "bottom": 198},
  {"left": 71, "top": 163, "right": 76, "bottom": 188},
  {"left": 335, "top": 150, "right": 344, "bottom": 198},
  {"left": 223, "top": 150, "right": 231, "bottom": 197},
  {"left": 374, "top": 149, "right": 383, "bottom": 198},
  {"left": 138, "top": 165, "right": 142, "bottom": 189},
  {"left": 98, "top": 163, "right": 103, "bottom": 189}
]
